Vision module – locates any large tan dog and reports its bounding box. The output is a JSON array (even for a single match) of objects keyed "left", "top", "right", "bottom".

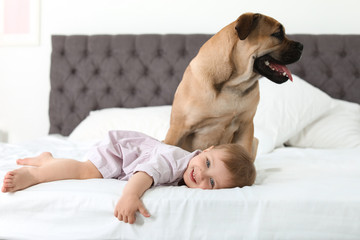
[{"left": 164, "top": 13, "right": 303, "bottom": 160}]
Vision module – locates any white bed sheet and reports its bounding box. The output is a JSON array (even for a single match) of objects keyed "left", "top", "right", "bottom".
[{"left": 1, "top": 135, "right": 360, "bottom": 240}]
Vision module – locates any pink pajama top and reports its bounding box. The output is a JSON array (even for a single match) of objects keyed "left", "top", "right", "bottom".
[{"left": 86, "top": 130, "right": 200, "bottom": 186}]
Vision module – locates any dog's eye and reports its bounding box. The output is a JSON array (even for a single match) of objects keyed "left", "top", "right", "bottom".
[{"left": 271, "top": 32, "right": 284, "bottom": 41}]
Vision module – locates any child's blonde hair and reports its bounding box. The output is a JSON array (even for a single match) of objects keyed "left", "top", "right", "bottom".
[{"left": 214, "top": 144, "right": 256, "bottom": 188}]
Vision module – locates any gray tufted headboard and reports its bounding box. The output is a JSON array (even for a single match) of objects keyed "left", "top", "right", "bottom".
[{"left": 49, "top": 34, "right": 360, "bottom": 136}]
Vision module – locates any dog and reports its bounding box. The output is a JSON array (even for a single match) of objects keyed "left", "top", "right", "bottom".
[{"left": 164, "top": 13, "right": 303, "bottom": 160}]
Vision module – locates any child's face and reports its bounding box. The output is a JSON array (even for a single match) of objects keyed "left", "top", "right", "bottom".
[{"left": 183, "top": 146, "right": 232, "bottom": 189}]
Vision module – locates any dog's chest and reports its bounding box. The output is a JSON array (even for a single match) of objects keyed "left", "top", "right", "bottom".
[
  {"left": 193, "top": 112, "right": 248, "bottom": 147},
  {"left": 214, "top": 83, "right": 259, "bottom": 115}
]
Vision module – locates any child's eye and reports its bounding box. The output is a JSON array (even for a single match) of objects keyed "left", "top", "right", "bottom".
[
  {"left": 210, "top": 178, "right": 215, "bottom": 188},
  {"left": 206, "top": 159, "right": 210, "bottom": 168}
]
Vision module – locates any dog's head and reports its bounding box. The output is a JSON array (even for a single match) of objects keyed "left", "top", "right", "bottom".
[{"left": 235, "top": 13, "right": 303, "bottom": 84}]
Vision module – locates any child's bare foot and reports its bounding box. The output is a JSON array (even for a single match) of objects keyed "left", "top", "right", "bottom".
[
  {"left": 1, "top": 167, "right": 39, "bottom": 193},
  {"left": 17, "top": 152, "right": 54, "bottom": 167}
]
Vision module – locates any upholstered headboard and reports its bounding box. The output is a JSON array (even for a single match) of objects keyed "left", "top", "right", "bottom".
[{"left": 49, "top": 34, "right": 360, "bottom": 136}]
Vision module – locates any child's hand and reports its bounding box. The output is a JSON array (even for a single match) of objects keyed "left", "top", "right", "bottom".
[
  {"left": 114, "top": 171, "right": 153, "bottom": 224},
  {"left": 114, "top": 194, "right": 150, "bottom": 224}
]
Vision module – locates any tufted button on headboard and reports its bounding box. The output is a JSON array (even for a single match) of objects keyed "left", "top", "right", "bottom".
[{"left": 49, "top": 34, "right": 360, "bottom": 136}]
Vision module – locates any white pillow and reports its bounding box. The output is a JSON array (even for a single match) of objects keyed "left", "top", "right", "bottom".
[
  {"left": 69, "top": 106, "right": 172, "bottom": 141},
  {"left": 286, "top": 99, "right": 360, "bottom": 148},
  {"left": 254, "top": 126, "right": 277, "bottom": 155},
  {"left": 68, "top": 105, "right": 272, "bottom": 155},
  {"left": 254, "top": 75, "right": 334, "bottom": 149}
]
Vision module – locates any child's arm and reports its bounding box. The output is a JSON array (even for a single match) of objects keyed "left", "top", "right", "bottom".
[{"left": 114, "top": 171, "right": 153, "bottom": 224}]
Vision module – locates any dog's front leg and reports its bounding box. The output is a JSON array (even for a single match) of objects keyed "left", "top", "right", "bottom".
[
  {"left": 251, "top": 137, "right": 259, "bottom": 161},
  {"left": 233, "top": 122, "right": 258, "bottom": 161},
  {"left": 164, "top": 124, "right": 191, "bottom": 149}
]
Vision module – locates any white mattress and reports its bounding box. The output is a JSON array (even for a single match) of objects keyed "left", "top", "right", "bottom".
[{"left": 1, "top": 135, "right": 360, "bottom": 240}]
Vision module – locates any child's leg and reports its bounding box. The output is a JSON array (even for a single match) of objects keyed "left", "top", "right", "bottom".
[{"left": 1, "top": 152, "right": 102, "bottom": 193}]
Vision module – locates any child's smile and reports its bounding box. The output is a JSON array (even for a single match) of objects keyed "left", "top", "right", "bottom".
[{"left": 190, "top": 169, "right": 196, "bottom": 183}]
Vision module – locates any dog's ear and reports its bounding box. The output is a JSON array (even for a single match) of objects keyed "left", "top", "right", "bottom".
[{"left": 235, "top": 13, "right": 261, "bottom": 40}]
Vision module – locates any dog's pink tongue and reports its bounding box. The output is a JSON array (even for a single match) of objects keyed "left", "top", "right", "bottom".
[{"left": 271, "top": 63, "right": 293, "bottom": 81}]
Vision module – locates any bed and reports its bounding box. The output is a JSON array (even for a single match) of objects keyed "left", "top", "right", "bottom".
[{"left": 1, "top": 34, "right": 360, "bottom": 239}]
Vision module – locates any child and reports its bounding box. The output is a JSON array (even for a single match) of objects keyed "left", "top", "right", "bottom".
[{"left": 1, "top": 130, "right": 256, "bottom": 224}]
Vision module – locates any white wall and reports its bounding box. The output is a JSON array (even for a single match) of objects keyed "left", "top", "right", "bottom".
[{"left": 1, "top": 0, "right": 360, "bottom": 143}]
